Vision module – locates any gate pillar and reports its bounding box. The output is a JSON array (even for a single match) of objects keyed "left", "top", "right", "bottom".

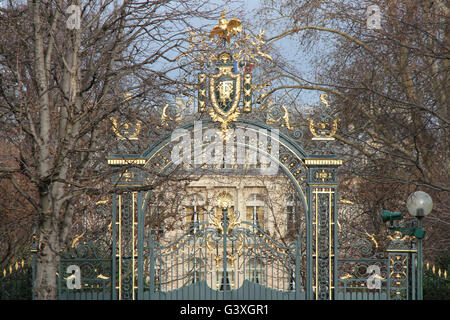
[
  {"left": 386, "top": 232, "right": 416, "bottom": 300},
  {"left": 305, "top": 157, "right": 342, "bottom": 300},
  {"left": 107, "top": 155, "right": 146, "bottom": 300}
]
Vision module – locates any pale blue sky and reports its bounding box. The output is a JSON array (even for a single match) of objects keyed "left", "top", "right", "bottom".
[{"left": 238, "top": 0, "right": 323, "bottom": 107}]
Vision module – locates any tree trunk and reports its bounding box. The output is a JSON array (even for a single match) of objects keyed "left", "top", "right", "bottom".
[{"left": 34, "top": 222, "right": 60, "bottom": 300}]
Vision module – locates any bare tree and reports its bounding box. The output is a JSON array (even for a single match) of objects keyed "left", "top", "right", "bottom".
[
  {"left": 0, "top": 0, "right": 228, "bottom": 299},
  {"left": 254, "top": 0, "right": 449, "bottom": 258}
]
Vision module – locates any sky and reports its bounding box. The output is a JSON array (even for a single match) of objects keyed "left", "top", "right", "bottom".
[
  {"left": 241, "top": 0, "right": 324, "bottom": 103},
  {"left": 242, "top": 0, "right": 324, "bottom": 107}
]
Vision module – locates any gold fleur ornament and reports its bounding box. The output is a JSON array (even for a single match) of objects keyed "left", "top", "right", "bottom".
[
  {"left": 307, "top": 94, "right": 339, "bottom": 141},
  {"left": 217, "top": 192, "right": 233, "bottom": 209},
  {"left": 110, "top": 117, "right": 142, "bottom": 140}
]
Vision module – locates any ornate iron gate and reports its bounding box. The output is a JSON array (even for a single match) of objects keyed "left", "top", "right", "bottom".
[
  {"left": 141, "top": 203, "right": 304, "bottom": 300},
  {"left": 53, "top": 88, "right": 418, "bottom": 302},
  {"left": 103, "top": 118, "right": 342, "bottom": 300},
  {"left": 56, "top": 191, "right": 417, "bottom": 300},
  {"left": 53, "top": 12, "right": 418, "bottom": 301}
]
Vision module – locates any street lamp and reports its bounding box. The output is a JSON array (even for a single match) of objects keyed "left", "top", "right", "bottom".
[
  {"left": 407, "top": 191, "right": 433, "bottom": 218},
  {"left": 381, "top": 191, "right": 433, "bottom": 300},
  {"left": 406, "top": 191, "right": 433, "bottom": 300}
]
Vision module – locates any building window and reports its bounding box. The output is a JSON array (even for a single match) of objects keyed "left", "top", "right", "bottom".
[
  {"left": 246, "top": 258, "right": 265, "bottom": 285},
  {"left": 286, "top": 194, "right": 301, "bottom": 234},
  {"left": 217, "top": 258, "right": 234, "bottom": 291},
  {"left": 185, "top": 194, "right": 205, "bottom": 233},
  {"left": 246, "top": 194, "right": 265, "bottom": 230},
  {"left": 187, "top": 257, "right": 205, "bottom": 285},
  {"left": 288, "top": 268, "right": 295, "bottom": 290}
]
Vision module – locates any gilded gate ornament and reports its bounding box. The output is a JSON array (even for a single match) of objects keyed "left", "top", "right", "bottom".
[
  {"left": 209, "top": 10, "right": 242, "bottom": 43},
  {"left": 208, "top": 52, "right": 242, "bottom": 137},
  {"left": 216, "top": 192, "right": 233, "bottom": 209},
  {"left": 179, "top": 11, "right": 273, "bottom": 139},
  {"left": 110, "top": 117, "right": 142, "bottom": 140},
  {"left": 266, "top": 105, "right": 294, "bottom": 130},
  {"left": 307, "top": 94, "right": 339, "bottom": 141},
  {"left": 308, "top": 118, "right": 339, "bottom": 140}
]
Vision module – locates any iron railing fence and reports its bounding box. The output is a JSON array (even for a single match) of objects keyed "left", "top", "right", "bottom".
[
  {"left": 58, "top": 258, "right": 113, "bottom": 300},
  {"left": 0, "top": 260, "right": 32, "bottom": 300},
  {"left": 423, "top": 268, "right": 450, "bottom": 300}
]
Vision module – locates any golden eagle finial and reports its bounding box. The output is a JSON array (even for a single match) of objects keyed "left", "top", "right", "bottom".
[{"left": 210, "top": 9, "right": 242, "bottom": 43}]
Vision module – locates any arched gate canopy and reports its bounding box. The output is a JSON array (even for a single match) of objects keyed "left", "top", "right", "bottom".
[{"left": 106, "top": 118, "right": 342, "bottom": 300}]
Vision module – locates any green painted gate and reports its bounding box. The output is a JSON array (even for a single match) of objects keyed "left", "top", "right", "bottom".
[
  {"left": 54, "top": 119, "right": 417, "bottom": 300},
  {"left": 51, "top": 26, "right": 417, "bottom": 299},
  {"left": 141, "top": 207, "right": 304, "bottom": 300}
]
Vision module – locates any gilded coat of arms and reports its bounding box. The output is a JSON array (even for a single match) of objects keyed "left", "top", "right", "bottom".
[{"left": 208, "top": 52, "right": 241, "bottom": 134}]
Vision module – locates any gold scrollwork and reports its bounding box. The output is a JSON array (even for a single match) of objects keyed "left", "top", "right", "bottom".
[
  {"left": 254, "top": 30, "right": 273, "bottom": 62},
  {"left": 266, "top": 105, "right": 293, "bottom": 130},
  {"left": 71, "top": 232, "right": 85, "bottom": 248},
  {"left": 320, "top": 93, "right": 329, "bottom": 107},
  {"left": 198, "top": 73, "right": 207, "bottom": 112},
  {"left": 387, "top": 231, "right": 411, "bottom": 242},
  {"left": 121, "top": 171, "right": 134, "bottom": 182},
  {"left": 307, "top": 94, "right": 340, "bottom": 141},
  {"left": 315, "top": 169, "right": 333, "bottom": 182},
  {"left": 158, "top": 103, "right": 186, "bottom": 128},
  {"left": 365, "top": 231, "right": 379, "bottom": 249},
  {"left": 110, "top": 117, "right": 141, "bottom": 140},
  {"left": 217, "top": 192, "right": 233, "bottom": 209},
  {"left": 211, "top": 211, "right": 224, "bottom": 234},
  {"left": 226, "top": 211, "right": 241, "bottom": 234}
]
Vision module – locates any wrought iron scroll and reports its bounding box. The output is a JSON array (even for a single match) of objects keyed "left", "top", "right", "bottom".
[
  {"left": 265, "top": 102, "right": 304, "bottom": 147},
  {"left": 307, "top": 94, "right": 339, "bottom": 155},
  {"left": 387, "top": 232, "right": 416, "bottom": 300},
  {"left": 115, "top": 192, "right": 138, "bottom": 300},
  {"left": 336, "top": 218, "right": 389, "bottom": 299},
  {"left": 307, "top": 157, "right": 341, "bottom": 300},
  {"left": 311, "top": 188, "right": 336, "bottom": 300},
  {"left": 59, "top": 240, "right": 112, "bottom": 299}
]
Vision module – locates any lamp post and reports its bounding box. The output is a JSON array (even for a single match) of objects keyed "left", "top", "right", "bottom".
[{"left": 406, "top": 191, "right": 433, "bottom": 300}]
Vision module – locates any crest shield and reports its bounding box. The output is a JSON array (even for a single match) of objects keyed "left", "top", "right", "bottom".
[{"left": 209, "top": 53, "right": 241, "bottom": 117}]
